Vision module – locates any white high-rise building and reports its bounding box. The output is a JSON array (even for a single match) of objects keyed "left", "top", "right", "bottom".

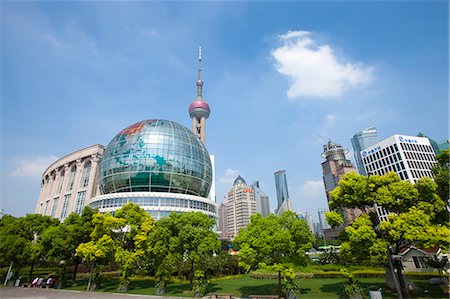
[
  {"left": 223, "top": 176, "right": 257, "bottom": 239},
  {"left": 361, "top": 134, "right": 438, "bottom": 222},
  {"left": 361, "top": 134, "right": 437, "bottom": 184}
]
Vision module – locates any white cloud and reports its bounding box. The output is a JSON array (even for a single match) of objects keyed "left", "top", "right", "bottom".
[
  {"left": 271, "top": 30, "right": 373, "bottom": 99},
  {"left": 325, "top": 114, "right": 337, "bottom": 125},
  {"left": 45, "top": 33, "right": 71, "bottom": 49},
  {"left": 9, "top": 156, "right": 59, "bottom": 178},
  {"left": 300, "top": 180, "right": 325, "bottom": 197},
  {"left": 219, "top": 168, "right": 241, "bottom": 184}
]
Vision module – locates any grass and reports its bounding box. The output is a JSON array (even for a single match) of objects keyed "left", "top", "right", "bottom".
[{"left": 65, "top": 275, "right": 448, "bottom": 298}]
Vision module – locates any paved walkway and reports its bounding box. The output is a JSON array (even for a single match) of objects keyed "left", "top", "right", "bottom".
[{"left": 0, "top": 287, "right": 192, "bottom": 299}]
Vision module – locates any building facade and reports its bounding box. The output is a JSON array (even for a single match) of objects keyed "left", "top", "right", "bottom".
[
  {"left": 36, "top": 49, "right": 217, "bottom": 221},
  {"left": 35, "top": 144, "right": 104, "bottom": 220},
  {"left": 250, "top": 181, "right": 270, "bottom": 217},
  {"left": 321, "top": 140, "right": 361, "bottom": 228},
  {"left": 274, "top": 170, "right": 292, "bottom": 215},
  {"left": 351, "top": 126, "right": 379, "bottom": 175},
  {"left": 361, "top": 134, "right": 437, "bottom": 184},
  {"left": 89, "top": 119, "right": 217, "bottom": 220},
  {"left": 223, "top": 176, "right": 256, "bottom": 239}
]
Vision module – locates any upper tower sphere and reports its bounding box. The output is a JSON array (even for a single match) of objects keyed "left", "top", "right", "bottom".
[
  {"left": 99, "top": 119, "right": 212, "bottom": 197},
  {"left": 189, "top": 100, "right": 210, "bottom": 119}
]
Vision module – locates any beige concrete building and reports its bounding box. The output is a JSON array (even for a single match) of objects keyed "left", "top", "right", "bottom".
[
  {"left": 222, "top": 176, "right": 256, "bottom": 239},
  {"left": 35, "top": 144, "right": 104, "bottom": 220},
  {"left": 321, "top": 141, "right": 361, "bottom": 239}
]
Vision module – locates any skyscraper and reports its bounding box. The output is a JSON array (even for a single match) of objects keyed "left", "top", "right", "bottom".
[
  {"left": 274, "top": 170, "right": 292, "bottom": 216},
  {"left": 250, "top": 181, "right": 270, "bottom": 217},
  {"left": 351, "top": 126, "right": 379, "bottom": 175},
  {"left": 304, "top": 211, "right": 314, "bottom": 234},
  {"left": 361, "top": 134, "right": 438, "bottom": 222},
  {"left": 188, "top": 47, "right": 210, "bottom": 145},
  {"left": 223, "top": 175, "right": 257, "bottom": 239},
  {"left": 417, "top": 132, "right": 440, "bottom": 155},
  {"left": 321, "top": 140, "right": 360, "bottom": 226},
  {"left": 317, "top": 209, "right": 331, "bottom": 236},
  {"left": 361, "top": 135, "right": 437, "bottom": 184}
]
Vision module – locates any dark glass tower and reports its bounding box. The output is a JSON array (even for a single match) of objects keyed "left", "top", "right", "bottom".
[
  {"left": 274, "top": 170, "right": 290, "bottom": 214},
  {"left": 351, "top": 126, "right": 379, "bottom": 175}
]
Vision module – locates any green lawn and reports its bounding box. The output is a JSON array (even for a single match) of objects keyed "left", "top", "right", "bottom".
[{"left": 66, "top": 275, "right": 448, "bottom": 298}]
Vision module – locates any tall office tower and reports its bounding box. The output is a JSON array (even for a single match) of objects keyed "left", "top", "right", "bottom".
[
  {"left": 417, "top": 133, "right": 440, "bottom": 154},
  {"left": 361, "top": 134, "right": 438, "bottom": 222},
  {"left": 321, "top": 140, "right": 360, "bottom": 225},
  {"left": 274, "top": 170, "right": 292, "bottom": 216},
  {"left": 250, "top": 181, "right": 270, "bottom": 217},
  {"left": 304, "top": 211, "right": 315, "bottom": 234},
  {"left": 318, "top": 209, "right": 331, "bottom": 236},
  {"left": 217, "top": 200, "right": 228, "bottom": 239},
  {"left": 361, "top": 135, "right": 438, "bottom": 184},
  {"left": 351, "top": 126, "right": 379, "bottom": 175},
  {"left": 188, "top": 47, "right": 210, "bottom": 145},
  {"left": 224, "top": 176, "right": 257, "bottom": 239}
]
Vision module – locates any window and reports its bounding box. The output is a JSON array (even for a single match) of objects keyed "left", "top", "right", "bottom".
[
  {"left": 57, "top": 170, "right": 65, "bottom": 194},
  {"left": 75, "top": 191, "right": 86, "bottom": 214},
  {"left": 60, "top": 194, "right": 71, "bottom": 220},
  {"left": 44, "top": 200, "right": 50, "bottom": 215},
  {"left": 80, "top": 162, "right": 92, "bottom": 188},
  {"left": 412, "top": 256, "right": 427, "bottom": 268},
  {"left": 51, "top": 198, "right": 58, "bottom": 217},
  {"left": 67, "top": 166, "right": 77, "bottom": 192}
]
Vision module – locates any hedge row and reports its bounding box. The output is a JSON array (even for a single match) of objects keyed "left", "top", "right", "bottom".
[{"left": 250, "top": 270, "right": 439, "bottom": 280}]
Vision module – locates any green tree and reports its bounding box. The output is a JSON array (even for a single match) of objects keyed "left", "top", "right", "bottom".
[
  {"left": 38, "top": 207, "right": 96, "bottom": 285},
  {"left": 76, "top": 211, "right": 122, "bottom": 290},
  {"left": 235, "top": 211, "right": 315, "bottom": 296},
  {"left": 150, "top": 212, "right": 220, "bottom": 292},
  {"left": 0, "top": 214, "right": 59, "bottom": 281},
  {"left": 330, "top": 172, "right": 450, "bottom": 297},
  {"left": 432, "top": 149, "right": 449, "bottom": 206}
]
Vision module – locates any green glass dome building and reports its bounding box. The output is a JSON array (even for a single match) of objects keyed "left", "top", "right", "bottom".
[{"left": 90, "top": 119, "right": 216, "bottom": 220}]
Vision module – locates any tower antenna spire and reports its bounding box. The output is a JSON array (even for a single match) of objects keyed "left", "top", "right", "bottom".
[{"left": 197, "top": 46, "right": 203, "bottom": 100}]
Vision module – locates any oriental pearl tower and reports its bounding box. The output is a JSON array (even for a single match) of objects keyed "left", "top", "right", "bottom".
[{"left": 189, "top": 47, "right": 210, "bottom": 145}]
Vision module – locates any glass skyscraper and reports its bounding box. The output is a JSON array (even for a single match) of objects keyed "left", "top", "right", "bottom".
[
  {"left": 351, "top": 126, "right": 379, "bottom": 175},
  {"left": 274, "top": 170, "right": 290, "bottom": 214}
]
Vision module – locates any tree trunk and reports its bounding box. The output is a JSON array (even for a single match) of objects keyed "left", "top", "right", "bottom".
[
  {"left": 189, "top": 260, "right": 194, "bottom": 290},
  {"left": 394, "top": 259, "right": 410, "bottom": 299},
  {"left": 278, "top": 270, "right": 282, "bottom": 297},
  {"left": 87, "top": 261, "right": 95, "bottom": 291},
  {"left": 72, "top": 262, "right": 79, "bottom": 282},
  {"left": 29, "top": 259, "right": 35, "bottom": 283}
]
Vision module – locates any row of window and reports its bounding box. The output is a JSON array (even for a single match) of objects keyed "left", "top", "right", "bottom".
[
  {"left": 40, "top": 190, "right": 86, "bottom": 220},
  {"left": 410, "top": 169, "right": 433, "bottom": 180},
  {"left": 406, "top": 160, "right": 436, "bottom": 171},
  {"left": 363, "top": 150, "right": 401, "bottom": 165},
  {"left": 400, "top": 142, "right": 434, "bottom": 154},
  {"left": 365, "top": 160, "right": 405, "bottom": 174},
  {"left": 404, "top": 151, "right": 435, "bottom": 162},
  {"left": 42, "top": 162, "right": 92, "bottom": 198},
  {"left": 90, "top": 196, "right": 216, "bottom": 213}
]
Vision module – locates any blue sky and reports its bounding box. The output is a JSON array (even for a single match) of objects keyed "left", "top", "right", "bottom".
[{"left": 1, "top": 1, "right": 448, "bottom": 221}]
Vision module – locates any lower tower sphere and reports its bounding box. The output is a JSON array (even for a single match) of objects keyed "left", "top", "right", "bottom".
[{"left": 89, "top": 119, "right": 216, "bottom": 220}]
